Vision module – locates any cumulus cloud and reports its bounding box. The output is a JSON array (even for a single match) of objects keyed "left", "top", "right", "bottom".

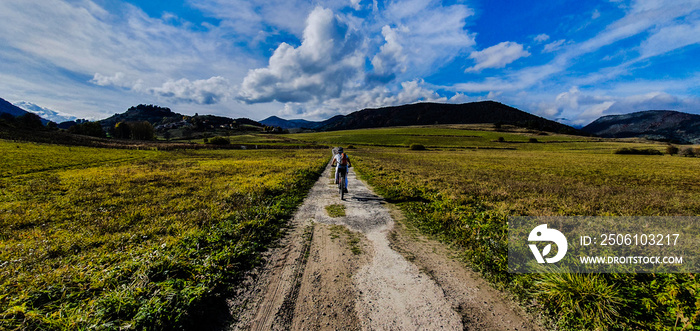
[
  {"left": 605, "top": 92, "right": 700, "bottom": 115},
  {"left": 272, "top": 79, "right": 449, "bottom": 120},
  {"left": 534, "top": 86, "right": 700, "bottom": 126},
  {"left": 238, "top": 1, "right": 475, "bottom": 107},
  {"left": 149, "top": 76, "right": 232, "bottom": 104},
  {"left": 320, "top": 79, "right": 447, "bottom": 116},
  {"left": 238, "top": 7, "right": 363, "bottom": 104},
  {"left": 466, "top": 41, "right": 530, "bottom": 72},
  {"left": 371, "top": 25, "right": 408, "bottom": 77}
]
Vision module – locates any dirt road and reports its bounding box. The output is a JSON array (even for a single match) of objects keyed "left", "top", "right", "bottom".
[{"left": 228, "top": 163, "right": 540, "bottom": 330}]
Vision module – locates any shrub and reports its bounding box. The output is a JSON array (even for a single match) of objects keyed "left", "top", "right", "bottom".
[
  {"left": 207, "top": 136, "right": 230, "bottom": 145},
  {"left": 666, "top": 145, "right": 679, "bottom": 155},
  {"left": 614, "top": 148, "right": 662, "bottom": 155},
  {"left": 680, "top": 147, "right": 696, "bottom": 157},
  {"left": 528, "top": 138, "right": 539, "bottom": 143},
  {"left": 347, "top": 145, "right": 356, "bottom": 149},
  {"left": 497, "top": 137, "right": 505, "bottom": 142},
  {"left": 409, "top": 144, "right": 426, "bottom": 150}
]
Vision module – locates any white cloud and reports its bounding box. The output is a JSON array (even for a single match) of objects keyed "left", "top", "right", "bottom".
[
  {"left": 452, "top": 0, "right": 700, "bottom": 108},
  {"left": 188, "top": 0, "right": 312, "bottom": 39},
  {"left": 149, "top": 76, "right": 232, "bottom": 105},
  {"left": 543, "top": 39, "right": 566, "bottom": 53},
  {"left": 271, "top": 79, "right": 448, "bottom": 120},
  {"left": 239, "top": 1, "right": 475, "bottom": 110},
  {"left": 466, "top": 41, "right": 530, "bottom": 72},
  {"left": 0, "top": 0, "right": 478, "bottom": 120},
  {"left": 91, "top": 72, "right": 143, "bottom": 89},
  {"left": 534, "top": 34, "right": 550, "bottom": 43},
  {"left": 592, "top": 9, "right": 601, "bottom": 19},
  {"left": 238, "top": 7, "right": 364, "bottom": 104},
  {"left": 349, "top": 0, "right": 362, "bottom": 11},
  {"left": 371, "top": 25, "right": 408, "bottom": 77},
  {"left": 640, "top": 21, "right": 700, "bottom": 59},
  {"left": 381, "top": 0, "right": 475, "bottom": 78},
  {"left": 321, "top": 79, "right": 448, "bottom": 115},
  {"left": 0, "top": 0, "right": 256, "bottom": 118},
  {"left": 531, "top": 86, "right": 700, "bottom": 126},
  {"left": 605, "top": 92, "right": 700, "bottom": 115},
  {"left": 486, "top": 91, "right": 503, "bottom": 100}
]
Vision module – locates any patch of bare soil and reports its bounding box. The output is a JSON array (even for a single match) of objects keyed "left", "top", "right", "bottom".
[
  {"left": 386, "top": 207, "right": 544, "bottom": 331},
  {"left": 227, "top": 163, "right": 542, "bottom": 330}
]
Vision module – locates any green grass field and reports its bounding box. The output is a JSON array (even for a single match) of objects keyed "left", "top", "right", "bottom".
[
  {"left": 3, "top": 126, "right": 699, "bottom": 330},
  {"left": 290, "top": 126, "right": 700, "bottom": 330},
  {"left": 290, "top": 124, "right": 631, "bottom": 150},
  {"left": 0, "top": 141, "right": 326, "bottom": 329}
]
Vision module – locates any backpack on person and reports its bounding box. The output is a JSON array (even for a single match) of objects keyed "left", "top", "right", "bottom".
[{"left": 339, "top": 152, "right": 349, "bottom": 166}]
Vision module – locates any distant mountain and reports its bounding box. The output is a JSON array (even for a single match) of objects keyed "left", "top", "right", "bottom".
[
  {"left": 582, "top": 110, "right": 700, "bottom": 144},
  {"left": 260, "top": 116, "right": 316, "bottom": 129},
  {"left": 98, "top": 104, "right": 264, "bottom": 137},
  {"left": 14, "top": 101, "right": 78, "bottom": 123},
  {"left": 260, "top": 115, "right": 344, "bottom": 129},
  {"left": 317, "top": 101, "right": 578, "bottom": 133},
  {"left": 0, "top": 97, "right": 32, "bottom": 117}
]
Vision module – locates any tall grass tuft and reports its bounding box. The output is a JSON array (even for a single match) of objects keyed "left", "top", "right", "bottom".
[{"left": 534, "top": 272, "right": 622, "bottom": 330}]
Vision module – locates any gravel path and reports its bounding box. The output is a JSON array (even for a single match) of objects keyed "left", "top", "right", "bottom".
[{"left": 228, "top": 162, "right": 540, "bottom": 330}]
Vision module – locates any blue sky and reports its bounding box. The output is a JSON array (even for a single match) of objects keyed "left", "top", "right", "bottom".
[{"left": 0, "top": 0, "right": 699, "bottom": 125}]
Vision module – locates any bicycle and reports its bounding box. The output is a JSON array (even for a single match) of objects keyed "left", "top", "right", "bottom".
[{"left": 337, "top": 166, "right": 347, "bottom": 200}]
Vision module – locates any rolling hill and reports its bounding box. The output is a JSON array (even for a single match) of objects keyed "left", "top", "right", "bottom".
[
  {"left": 582, "top": 110, "right": 700, "bottom": 144},
  {"left": 316, "top": 101, "right": 579, "bottom": 133}
]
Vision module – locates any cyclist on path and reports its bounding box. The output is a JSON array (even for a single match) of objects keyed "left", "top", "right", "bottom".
[{"left": 331, "top": 147, "right": 351, "bottom": 193}]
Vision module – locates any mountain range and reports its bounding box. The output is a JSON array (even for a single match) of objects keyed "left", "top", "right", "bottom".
[
  {"left": 0, "top": 98, "right": 74, "bottom": 124},
  {"left": 3, "top": 96, "right": 700, "bottom": 143},
  {"left": 14, "top": 101, "right": 78, "bottom": 123},
  {"left": 262, "top": 101, "right": 578, "bottom": 133},
  {"left": 260, "top": 115, "right": 344, "bottom": 130},
  {"left": 582, "top": 110, "right": 700, "bottom": 144},
  {"left": 0, "top": 98, "right": 32, "bottom": 118}
]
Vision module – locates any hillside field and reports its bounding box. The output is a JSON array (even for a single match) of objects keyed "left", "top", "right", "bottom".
[
  {"left": 289, "top": 126, "right": 700, "bottom": 330},
  {"left": 0, "top": 141, "right": 327, "bottom": 329}
]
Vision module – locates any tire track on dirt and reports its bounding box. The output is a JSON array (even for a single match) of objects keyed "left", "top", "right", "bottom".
[{"left": 229, "top": 161, "right": 539, "bottom": 330}]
